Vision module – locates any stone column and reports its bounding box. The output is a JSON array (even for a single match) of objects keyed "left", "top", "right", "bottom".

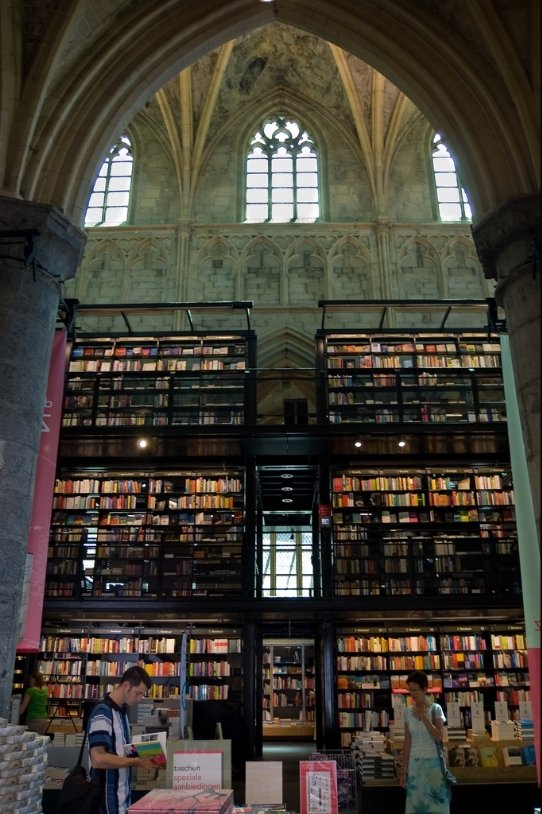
[
  {"left": 472, "top": 194, "right": 540, "bottom": 545},
  {"left": 0, "top": 197, "right": 86, "bottom": 717}
]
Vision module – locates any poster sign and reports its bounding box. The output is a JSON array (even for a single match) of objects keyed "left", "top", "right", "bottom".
[
  {"left": 300, "top": 760, "right": 338, "bottom": 814},
  {"left": 470, "top": 701, "right": 486, "bottom": 733},
  {"left": 445, "top": 701, "right": 462, "bottom": 728},
  {"left": 494, "top": 701, "right": 509, "bottom": 722},
  {"left": 172, "top": 750, "right": 222, "bottom": 791}
]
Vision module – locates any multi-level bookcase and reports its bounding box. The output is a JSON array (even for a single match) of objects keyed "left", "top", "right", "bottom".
[
  {"left": 316, "top": 331, "right": 505, "bottom": 425},
  {"left": 62, "top": 331, "right": 256, "bottom": 429},
  {"left": 32, "top": 309, "right": 530, "bottom": 771},
  {"left": 331, "top": 466, "right": 519, "bottom": 598},
  {"left": 263, "top": 642, "right": 315, "bottom": 739},
  {"left": 335, "top": 624, "right": 530, "bottom": 746},
  {"left": 48, "top": 470, "right": 245, "bottom": 599}
]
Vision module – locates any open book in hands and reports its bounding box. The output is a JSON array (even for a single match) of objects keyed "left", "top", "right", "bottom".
[{"left": 124, "top": 731, "right": 167, "bottom": 765}]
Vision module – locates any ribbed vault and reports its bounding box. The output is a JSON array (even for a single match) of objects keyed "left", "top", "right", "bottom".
[{"left": 0, "top": 1, "right": 538, "bottom": 224}]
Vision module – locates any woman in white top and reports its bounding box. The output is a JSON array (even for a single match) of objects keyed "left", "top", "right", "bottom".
[{"left": 401, "top": 670, "right": 450, "bottom": 814}]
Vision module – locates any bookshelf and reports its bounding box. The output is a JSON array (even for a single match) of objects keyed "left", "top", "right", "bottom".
[
  {"left": 316, "top": 332, "right": 506, "bottom": 425},
  {"left": 188, "top": 634, "right": 243, "bottom": 701},
  {"left": 336, "top": 625, "right": 530, "bottom": 747},
  {"left": 331, "top": 466, "right": 519, "bottom": 598},
  {"left": 36, "top": 628, "right": 243, "bottom": 712},
  {"left": 48, "top": 470, "right": 245, "bottom": 599},
  {"left": 263, "top": 643, "right": 315, "bottom": 738},
  {"left": 62, "top": 332, "right": 255, "bottom": 429}
]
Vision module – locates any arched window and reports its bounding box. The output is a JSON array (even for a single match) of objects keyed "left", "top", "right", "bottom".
[
  {"left": 432, "top": 133, "right": 471, "bottom": 222},
  {"left": 245, "top": 116, "right": 319, "bottom": 223},
  {"left": 85, "top": 135, "right": 133, "bottom": 227}
]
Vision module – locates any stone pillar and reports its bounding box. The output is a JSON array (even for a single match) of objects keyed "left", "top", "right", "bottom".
[
  {"left": 472, "top": 195, "right": 540, "bottom": 545},
  {"left": 0, "top": 197, "right": 86, "bottom": 717}
]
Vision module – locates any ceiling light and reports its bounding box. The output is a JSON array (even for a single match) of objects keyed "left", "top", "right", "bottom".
[
  {"left": 282, "top": 498, "right": 293, "bottom": 503},
  {"left": 281, "top": 486, "right": 293, "bottom": 492},
  {"left": 281, "top": 473, "right": 294, "bottom": 479},
  {"left": 354, "top": 440, "right": 362, "bottom": 448},
  {"left": 398, "top": 440, "right": 406, "bottom": 448}
]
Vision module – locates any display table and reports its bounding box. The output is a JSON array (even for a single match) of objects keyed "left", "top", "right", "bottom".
[{"left": 263, "top": 721, "right": 314, "bottom": 739}]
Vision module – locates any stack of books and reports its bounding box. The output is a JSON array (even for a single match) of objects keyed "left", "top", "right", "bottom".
[
  {"left": 515, "top": 718, "right": 534, "bottom": 739},
  {"left": 128, "top": 788, "right": 234, "bottom": 813},
  {"left": 350, "top": 732, "right": 394, "bottom": 781},
  {"left": 444, "top": 725, "right": 467, "bottom": 745}
]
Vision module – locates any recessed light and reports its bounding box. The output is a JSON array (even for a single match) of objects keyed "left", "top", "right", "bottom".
[
  {"left": 137, "top": 438, "right": 148, "bottom": 448},
  {"left": 281, "top": 486, "right": 293, "bottom": 492},
  {"left": 281, "top": 473, "right": 294, "bottom": 479},
  {"left": 398, "top": 440, "right": 406, "bottom": 448},
  {"left": 282, "top": 498, "right": 293, "bottom": 503},
  {"left": 354, "top": 440, "right": 362, "bottom": 448}
]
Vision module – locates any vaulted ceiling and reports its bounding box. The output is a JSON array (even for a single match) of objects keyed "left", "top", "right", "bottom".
[{"left": 136, "top": 23, "right": 424, "bottom": 217}]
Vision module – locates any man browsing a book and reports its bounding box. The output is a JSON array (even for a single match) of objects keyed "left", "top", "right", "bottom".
[{"left": 88, "top": 665, "right": 158, "bottom": 814}]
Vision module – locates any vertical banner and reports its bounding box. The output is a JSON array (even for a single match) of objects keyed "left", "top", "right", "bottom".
[
  {"left": 500, "top": 335, "right": 540, "bottom": 783},
  {"left": 17, "top": 330, "right": 67, "bottom": 652}
]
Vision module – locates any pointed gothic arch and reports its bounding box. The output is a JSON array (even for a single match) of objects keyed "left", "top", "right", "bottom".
[{"left": 8, "top": 3, "right": 536, "bottom": 223}]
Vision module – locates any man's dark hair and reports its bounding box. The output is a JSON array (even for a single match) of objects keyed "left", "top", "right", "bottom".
[
  {"left": 119, "top": 665, "right": 152, "bottom": 689},
  {"left": 406, "top": 670, "right": 429, "bottom": 690}
]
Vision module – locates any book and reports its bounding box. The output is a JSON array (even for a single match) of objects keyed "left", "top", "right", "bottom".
[
  {"left": 128, "top": 788, "right": 234, "bottom": 813},
  {"left": 502, "top": 746, "right": 522, "bottom": 767},
  {"left": 124, "top": 731, "right": 167, "bottom": 765},
  {"left": 479, "top": 746, "right": 498, "bottom": 768}
]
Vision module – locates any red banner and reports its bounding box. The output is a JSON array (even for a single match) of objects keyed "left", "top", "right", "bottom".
[{"left": 17, "top": 331, "right": 67, "bottom": 652}]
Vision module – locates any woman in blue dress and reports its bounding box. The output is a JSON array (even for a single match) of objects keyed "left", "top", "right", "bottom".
[{"left": 401, "top": 670, "right": 450, "bottom": 814}]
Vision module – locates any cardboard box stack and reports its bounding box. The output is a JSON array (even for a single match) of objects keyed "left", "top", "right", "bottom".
[{"left": 0, "top": 719, "right": 49, "bottom": 813}]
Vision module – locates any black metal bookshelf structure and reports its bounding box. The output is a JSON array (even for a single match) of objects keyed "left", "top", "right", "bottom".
[{"left": 31, "top": 299, "right": 531, "bottom": 771}]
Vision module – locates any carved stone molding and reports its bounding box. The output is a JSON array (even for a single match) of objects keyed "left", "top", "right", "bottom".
[
  {"left": 0, "top": 196, "right": 86, "bottom": 283},
  {"left": 471, "top": 194, "right": 540, "bottom": 284}
]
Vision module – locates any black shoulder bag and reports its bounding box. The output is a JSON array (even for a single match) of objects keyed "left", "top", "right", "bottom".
[
  {"left": 431, "top": 704, "right": 458, "bottom": 789},
  {"left": 56, "top": 710, "right": 105, "bottom": 814}
]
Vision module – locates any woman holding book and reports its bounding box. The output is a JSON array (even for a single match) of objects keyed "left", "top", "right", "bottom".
[{"left": 401, "top": 670, "right": 450, "bottom": 814}]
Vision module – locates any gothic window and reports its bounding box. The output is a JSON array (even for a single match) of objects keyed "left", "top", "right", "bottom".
[
  {"left": 432, "top": 133, "right": 471, "bottom": 222},
  {"left": 85, "top": 135, "right": 133, "bottom": 227},
  {"left": 245, "top": 116, "right": 319, "bottom": 223}
]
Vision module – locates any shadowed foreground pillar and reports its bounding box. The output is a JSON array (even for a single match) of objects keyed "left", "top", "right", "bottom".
[{"left": 0, "top": 197, "right": 85, "bottom": 717}]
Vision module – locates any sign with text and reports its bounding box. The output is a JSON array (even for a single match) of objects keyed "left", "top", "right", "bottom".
[
  {"left": 494, "top": 700, "right": 509, "bottom": 722},
  {"left": 300, "top": 760, "right": 338, "bottom": 814},
  {"left": 470, "top": 701, "right": 486, "bottom": 733},
  {"left": 445, "top": 701, "right": 462, "bottom": 728},
  {"left": 172, "top": 750, "right": 222, "bottom": 791}
]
